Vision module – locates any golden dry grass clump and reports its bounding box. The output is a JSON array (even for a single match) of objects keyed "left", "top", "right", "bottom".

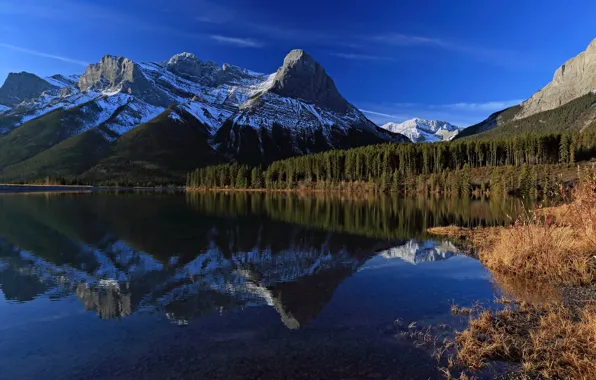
[
  {"left": 456, "top": 304, "right": 596, "bottom": 379},
  {"left": 481, "top": 173, "right": 596, "bottom": 286},
  {"left": 481, "top": 222, "right": 593, "bottom": 285}
]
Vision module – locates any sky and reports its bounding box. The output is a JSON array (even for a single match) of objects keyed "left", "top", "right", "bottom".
[{"left": 1, "top": 0, "right": 595, "bottom": 127}]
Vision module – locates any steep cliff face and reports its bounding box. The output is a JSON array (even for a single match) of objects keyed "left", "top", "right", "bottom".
[{"left": 517, "top": 38, "right": 596, "bottom": 119}]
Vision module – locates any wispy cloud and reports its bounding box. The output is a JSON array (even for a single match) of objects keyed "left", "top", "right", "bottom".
[
  {"left": 210, "top": 35, "right": 263, "bottom": 48},
  {"left": 330, "top": 53, "right": 395, "bottom": 61},
  {"left": 360, "top": 109, "right": 408, "bottom": 119},
  {"left": 0, "top": 0, "right": 206, "bottom": 42},
  {"left": 0, "top": 43, "right": 88, "bottom": 66},
  {"left": 372, "top": 34, "right": 446, "bottom": 47},
  {"left": 431, "top": 100, "right": 524, "bottom": 112},
  {"left": 370, "top": 33, "right": 528, "bottom": 68}
]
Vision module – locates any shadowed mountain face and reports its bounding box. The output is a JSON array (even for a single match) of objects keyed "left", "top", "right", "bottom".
[{"left": 0, "top": 191, "right": 516, "bottom": 328}]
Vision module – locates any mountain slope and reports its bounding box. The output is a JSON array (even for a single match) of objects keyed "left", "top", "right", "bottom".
[
  {"left": 380, "top": 118, "right": 460, "bottom": 142},
  {"left": 0, "top": 50, "right": 407, "bottom": 183},
  {"left": 1, "top": 128, "right": 114, "bottom": 182},
  {"left": 458, "top": 92, "right": 596, "bottom": 139},
  {"left": 461, "top": 38, "right": 596, "bottom": 139},
  {"left": 81, "top": 108, "right": 221, "bottom": 185}
]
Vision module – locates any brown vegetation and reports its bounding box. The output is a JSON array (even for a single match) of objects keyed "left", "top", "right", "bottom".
[
  {"left": 430, "top": 170, "right": 596, "bottom": 378},
  {"left": 456, "top": 302, "right": 596, "bottom": 379},
  {"left": 481, "top": 171, "right": 596, "bottom": 286}
]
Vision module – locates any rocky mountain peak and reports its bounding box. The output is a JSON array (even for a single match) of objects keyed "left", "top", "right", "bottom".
[
  {"left": 78, "top": 55, "right": 170, "bottom": 106},
  {"left": 516, "top": 38, "right": 596, "bottom": 119},
  {"left": 166, "top": 52, "right": 219, "bottom": 84},
  {"left": 270, "top": 49, "right": 349, "bottom": 113},
  {"left": 169, "top": 52, "right": 198, "bottom": 62},
  {"left": 0, "top": 72, "right": 55, "bottom": 107},
  {"left": 78, "top": 55, "right": 141, "bottom": 92}
]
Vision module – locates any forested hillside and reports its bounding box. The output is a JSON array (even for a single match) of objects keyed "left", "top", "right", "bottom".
[
  {"left": 458, "top": 93, "right": 596, "bottom": 139},
  {"left": 188, "top": 130, "right": 596, "bottom": 196}
]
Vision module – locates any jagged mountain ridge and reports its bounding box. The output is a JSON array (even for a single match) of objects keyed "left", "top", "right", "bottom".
[
  {"left": 0, "top": 50, "right": 407, "bottom": 183},
  {"left": 380, "top": 118, "right": 461, "bottom": 142}
]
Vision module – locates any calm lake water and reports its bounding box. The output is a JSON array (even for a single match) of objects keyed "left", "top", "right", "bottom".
[{"left": 0, "top": 192, "right": 529, "bottom": 379}]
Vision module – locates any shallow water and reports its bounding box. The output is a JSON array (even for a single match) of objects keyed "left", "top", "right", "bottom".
[{"left": 0, "top": 192, "right": 526, "bottom": 379}]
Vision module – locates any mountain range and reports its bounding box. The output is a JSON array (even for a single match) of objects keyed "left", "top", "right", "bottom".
[
  {"left": 2, "top": 37, "right": 596, "bottom": 184},
  {"left": 0, "top": 50, "right": 407, "bottom": 184},
  {"left": 380, "top": 118, "right": 461, "bottom": 142}
]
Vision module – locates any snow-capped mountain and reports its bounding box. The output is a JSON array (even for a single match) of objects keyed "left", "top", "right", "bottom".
[
  {"left": 380, "top": 118, "right": 461, "bottom": 142},
  {"left": 0, "top": 50, "right": 407, "bottom": 182}
]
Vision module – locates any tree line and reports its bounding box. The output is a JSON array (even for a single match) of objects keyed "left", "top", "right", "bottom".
[{"left": 187, "top": 131, "right": 596, "bottom": 195}]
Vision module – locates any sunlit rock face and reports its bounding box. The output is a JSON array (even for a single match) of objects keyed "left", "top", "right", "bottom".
[{"left": 516, "top": 38, "right": 596, "bottom": 119}]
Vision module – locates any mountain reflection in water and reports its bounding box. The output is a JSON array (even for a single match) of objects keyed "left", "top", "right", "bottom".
[{"left": 0, "top": 192, "right": 520, "bottom": 330}]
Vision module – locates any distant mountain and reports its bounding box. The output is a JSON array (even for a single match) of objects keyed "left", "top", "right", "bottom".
[
  {"left": 460, "top": 37, "right": 596, "bottom": 139},
  {"left": 380, "top": 118, "right": 461, "bottom": 142},
  {"left": 0, "top": 50, "right": 408, "bottom": 184}
]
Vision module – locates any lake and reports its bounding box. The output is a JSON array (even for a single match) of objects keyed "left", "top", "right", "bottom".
[{"left": 0, "top": 192, "right": 528, "bottom": 379}]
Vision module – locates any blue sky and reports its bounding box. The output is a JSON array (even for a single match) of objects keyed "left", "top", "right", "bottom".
[{"left": 1, "top": 0, "right": 595, "bottom": 126}]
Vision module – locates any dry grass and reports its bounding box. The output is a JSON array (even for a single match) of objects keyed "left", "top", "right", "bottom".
[
  {"left": 481, "top": 222, "right": 594, "bottom": 286},
  {"left": 455, "top": 303, "right": 596, "bottom": 379},
  {"left": 481, "top": 173, "right": 596, "bottom": 286},
  {"left": 451, "top": 305, "right": 474, "bottom": 315}
]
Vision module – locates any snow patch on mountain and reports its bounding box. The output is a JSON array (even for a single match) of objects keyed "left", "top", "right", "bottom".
[
  {"left": 182, "top": 99, "right": 234, "bottom": 130},
  {"left": 101, "top": 98, "right": 165, "bottom": 135},
  {"left": 235, "top": 91, "right": 367, "bottom": 134},
  {"left": 15, "top": 91, "right": 99, "bottom": 127},
  {"left": 381, "top": 118, "right": 461, "bottom": 142},
  {"left": 44, "top": 74, "right": 79, "bottom": 89},
  {"left": 71, "top": 93, "right": 132, "bottom": 137},
  {"left": 0, "top": 104, "right": 8, "bottom": 113}
]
